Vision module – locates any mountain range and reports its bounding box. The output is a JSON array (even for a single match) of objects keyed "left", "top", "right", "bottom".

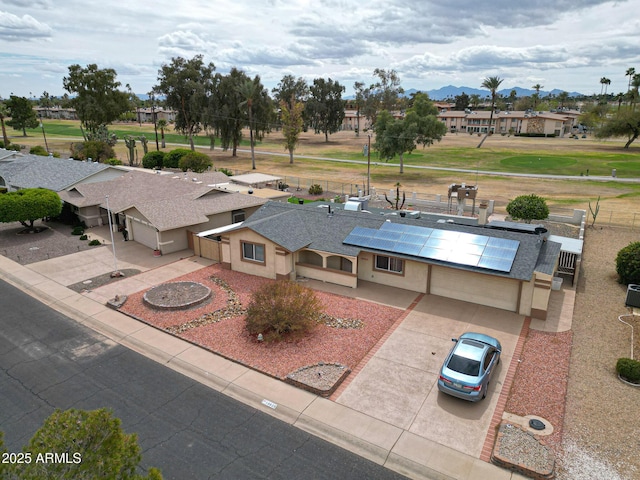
[{"left": 403, "top": 85, "right": 584, "bottom": 101}]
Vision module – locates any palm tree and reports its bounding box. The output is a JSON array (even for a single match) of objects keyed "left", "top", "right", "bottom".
[
  {"left": 156, "top": 119, "right": 167, "bottom": 149},
  {"left": 599, "top": 77, "right": 611, "bottom": 96},
  {"left": 477, "top": 76, "right": 503, "bottom": 148},
  {"left": 237, "top": 79, "right": 257, "bottom": 169},
  {"left": 626, "top": 67, "right": 636, "bottom": 93},
  {"left": 531, "top": 84, "right": 543, "bottom": 109}
]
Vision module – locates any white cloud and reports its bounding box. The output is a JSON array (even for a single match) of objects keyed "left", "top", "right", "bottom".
[
  {"left": 0, "top": 10, "right": 52, "bottom": 41},
  {"left": 0, "top": 0, "right": 636, "bottom": 97}
]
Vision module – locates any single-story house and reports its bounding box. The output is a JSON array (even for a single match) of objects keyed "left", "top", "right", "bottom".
[
  {"left": 217, "top": 201, "right": 562, "bottom": 319},
  {"left": 0, "top": 152, "right": 126, "bottom": 192},
  {"left": 58, "top": 170, "right": 269, "bottom": 254}
]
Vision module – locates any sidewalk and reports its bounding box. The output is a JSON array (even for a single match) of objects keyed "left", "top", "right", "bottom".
[{"left": 0, "top": 251, "right": 533, "bottom": 480}]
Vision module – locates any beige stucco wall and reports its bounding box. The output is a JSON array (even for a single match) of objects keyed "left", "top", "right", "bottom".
[
  {"left": 430, "top": 265, "right": 520, "bottom": 311},
  {"left": 227, "top": 229, "right": 278, "bottom": 279},
  {"left": 530, "top": 272, "right": 553, "bottom": 319},
  {"left": 159, "top": 227, "right": 189, "bottom": 254},
  {"left": 77, "top": 205, "right": 102, "bottom": 227},
  {"left": 297, "top": 264, "right": 357, "bottom": 288},
  {"left": 519, "top": 276, "right": 535, "bottom": 316},
  {"left": 357, "top": 252, "right": 428, "bottom": 293},
  {"left": 192, "top": 206, "right": 262, "bottom": 233}
]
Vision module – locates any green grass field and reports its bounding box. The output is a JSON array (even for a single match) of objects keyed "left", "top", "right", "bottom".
[{"left": 15, "top": 119, "right": 640, "bottom": 179}]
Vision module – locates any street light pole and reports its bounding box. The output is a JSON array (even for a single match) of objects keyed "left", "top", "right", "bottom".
[
  {"left": 105, "top": 195, "right": 119, "bottom": 274},
  {"left": 367, "top": 133, "right": 371, "bottom": 196}
]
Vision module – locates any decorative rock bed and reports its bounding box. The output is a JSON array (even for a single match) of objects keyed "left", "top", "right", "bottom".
[
  {"left": 491, "top": 421, "right": 555, "bottom": 479},
  {"left": 286, "top": 363, "right": 351, "bottom": 397},
  {"left": 143, "top": 281, "right": 212, "bottom": 310}
]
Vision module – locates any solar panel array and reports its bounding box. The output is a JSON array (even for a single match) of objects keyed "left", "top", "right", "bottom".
[{"left": 343, "top": 222, "right": 520, "bottom": 273}]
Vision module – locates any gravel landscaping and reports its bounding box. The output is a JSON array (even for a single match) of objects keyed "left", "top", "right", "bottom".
[
  {"left": 3, "top": 215, "right": 638, "bottom": 478},
  {"left": 0, "top": 220, "right": 97, "bottom": 265},
  {"left": 118, "top": 266, "right": 405, "bottom": 381}
]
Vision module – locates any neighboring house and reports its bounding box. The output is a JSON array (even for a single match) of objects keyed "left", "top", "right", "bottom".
[
  {"left": 58, "top": 170, "right": 268, "bottom": 254},
  {"left": 218, "top": 201, "right": 562, "bottom": 319},
  {"left": 438, "top": 110, "right": 580, "bottom": 137},
  {"left": 0, "top": 152, "right": 125, "bottom": 192}
]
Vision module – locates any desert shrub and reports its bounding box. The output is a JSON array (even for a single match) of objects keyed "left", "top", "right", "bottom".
[
  {"left": 506, "top": 194, "right": 549, "bottom": 223},
  {"left": 142, "top": 150, "right": 165, "bottom": 169},
  {"left": 6, "top": 143, "right": 21, "bottom": 151},
  {"left": 245, "top": 281, "right": 321, "bottom": 342},
  {"left": 164, "top": 148, "right": 192, "bottom": 168},
  {"left": 104, "top": 158, "right": 123, "bottom": 165},
  {"left": 29, "top": 145, "right": 48, "bottom": 156},
  {"left": 179, "top": 151, "right": 212, "bottom": 173},
  {"left": 70, "top": 141, "right": 115, "bottom": 162},
  {"left": 308, "top": 184, "right": 323, "bottom": 195},
  {"left": 616, "top": 242, "right": 640, "bottom": 285},
  {"left": 616, "top": 358, "right": 640, "bottom": 383},
  {"left": 79, "top": 234, "right": 88, "bottom": 240},
  {"left": 71, "top": 226, "right": 84, "bottom": 235},
  {"left": 218, "top": 167, "right": 233, "bottom": 176},
  {"left": 88, "top": 239, "right": 101, "bottom": 246}
]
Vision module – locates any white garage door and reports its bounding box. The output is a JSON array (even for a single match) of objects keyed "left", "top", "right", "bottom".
[
  {"left": 430, "top": 266, "right": 519, "bottom": 312},
  {"left": 130, "top": 220, "right": 157, "bottom": 250}
]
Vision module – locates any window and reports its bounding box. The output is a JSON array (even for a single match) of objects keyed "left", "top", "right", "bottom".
[
  {"left": 375, "top": 255, "right": 403, "bottom": 274},
  {"left": 232, "top": 209, "right": 246, "bottom": 223},
  {"left": 242, "top": 242, "right": 265, "bottom": 263}
]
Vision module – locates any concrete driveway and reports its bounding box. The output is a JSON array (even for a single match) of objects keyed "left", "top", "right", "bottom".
[{"left": 335, "top": 294, "right": 523, "bottom": 458}]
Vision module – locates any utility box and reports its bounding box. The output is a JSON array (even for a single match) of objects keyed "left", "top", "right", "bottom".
[
  {"left": 344, "top": 201, "right": 363, "bottom": 211},
  {"left": 625, "top": 284, "right": 640, "bottom": 308}
]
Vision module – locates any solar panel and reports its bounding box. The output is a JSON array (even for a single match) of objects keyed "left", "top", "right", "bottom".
[
  {"left": 483, "top": 246, "right": 518, "bottom": 260},
  {"left": 487, "top": 237, "right": 519, "bottom": 250},
  {"left": 343, "top": 223, "right": 519, "bottom": 274},
  {"left": 448, "top": 252, "right": 481, "bottom": 267},
  {"left": 478, "top": 257, "right": 514, "bottom": 272},
  {"left": 393, "top": 242, "right": 424, "bottom": 256},
  {"left": 456, "top": 242, "right": 486, "bottom": 256},
  {"left": 400, "top": 233, "right": 428, "bottom": 245},
  {"left": 374, "top": 229, "right": 403, "bottom": 241},
  {"left": 379, "top": 222, "right": 408, "bottom": 233},
  {"left": 459, "top": 233, "right": 489, "bottom": 246},
  {"left": 368, "top": 238, "right": 397, "bottom": 251},
  {"left": 419, "top": 246, "right": 450, "bottom": 261}
]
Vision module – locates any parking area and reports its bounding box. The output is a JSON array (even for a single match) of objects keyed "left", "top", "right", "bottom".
[{"left": 334, "top": 294, "right": 524, "bottom": 458}]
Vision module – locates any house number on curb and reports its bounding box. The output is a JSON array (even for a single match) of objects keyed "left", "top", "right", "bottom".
[{"left": 261, "top": 399, "right": 278, "bottom": 410}]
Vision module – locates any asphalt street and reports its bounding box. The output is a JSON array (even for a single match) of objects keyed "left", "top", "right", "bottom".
[{"left": 0, "top": 279, "right": 407, "bottom": 480}]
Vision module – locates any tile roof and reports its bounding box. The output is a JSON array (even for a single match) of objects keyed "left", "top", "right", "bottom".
[
  {"left": 236, "top": 201, "right": 559, "bottom": 281},
  {"left": 0, "top": 154, "right": 112, "bottom": 191}
]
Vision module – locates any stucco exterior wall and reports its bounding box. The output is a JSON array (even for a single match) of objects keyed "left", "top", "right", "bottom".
[
  {"left": 77, "top": 205, "right": 102, "bottom": 227},
  {"left": 530, "top": 272, "right": 553, "bottom": 319},
  {"left": 227, "top": 229, "right": 277, "bottom": 279},
  {"left": 159, "top": 227, "right": 189, "bottom": 254},
  {"left": 357, "top": 252, "right": 428, "bottom": 293},
  {"left": 430, "top": 265, "right": 520, "bottom": 312},
  {"left": 192, "top": 206, "right": 262, "bottom": 233}
]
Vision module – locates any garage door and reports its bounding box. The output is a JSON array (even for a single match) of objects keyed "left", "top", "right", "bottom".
[
  {"left": 130, "top": 220, "right": 157, "bottom": 250},
  {"left": 430, "top": 266, "right": 519, "bottom": 312}
]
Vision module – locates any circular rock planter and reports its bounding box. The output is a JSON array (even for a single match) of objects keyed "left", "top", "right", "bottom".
[{"left": 143, "top": 281, "right": 212, "bottom": 310}]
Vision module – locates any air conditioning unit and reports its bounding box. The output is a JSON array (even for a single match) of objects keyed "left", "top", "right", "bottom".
[{"left": 625, "top": 284, "right": 640, "bottom": 308}]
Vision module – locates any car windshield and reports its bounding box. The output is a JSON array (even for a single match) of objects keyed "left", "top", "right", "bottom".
[{"left": 447, "top": 354, "right": 481, "bottom": 377}]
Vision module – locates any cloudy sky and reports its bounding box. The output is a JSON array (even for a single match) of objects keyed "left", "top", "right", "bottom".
[{"left": 1, "top": 0, "right": 638, "bottom": 100}]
